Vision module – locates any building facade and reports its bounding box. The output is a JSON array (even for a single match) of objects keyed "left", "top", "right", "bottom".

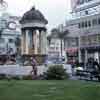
[
  {"left": 48, "top": 34, "right": 64, "bottom": 58},
  {"left": 65, "top": 0, "right": 100, "bottom": 64},
  {"left": 0, "top": 13, "right": 21, "bottom": 63},
  {"left": 64, "top": 21, "right": 79, "bottom": 64},
  {"left": 47, "top": 31, "right": 65, "bottom": 62},
  {"left": 48, "top": 38, "right": 61, "bottom": 58}
]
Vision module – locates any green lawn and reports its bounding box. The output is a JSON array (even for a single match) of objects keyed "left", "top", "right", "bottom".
[{"left": 0, "top": 80, "right": 100, "bottom": 100}]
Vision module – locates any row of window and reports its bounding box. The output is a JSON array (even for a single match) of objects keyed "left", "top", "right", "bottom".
[
  {"left": 78, "top": 18, "right": 100, "bottom": 28},
  {"left": 0, "top": 38, "right": 14, "bottom": 43},
  {"left": 81, "top": 34, "right": 100, "bottom": 46},
  {"left": 65, "top": 38, "right": 78, "bottom": 48},
  {"left": 77, "top": 0, "right": 93, "bottom": 5},
  {"left": 72, "top": 4, "right": 100, "bottom": 19},
  {"left": 50, "top": 47, "right": 59, "bottom": 51}
]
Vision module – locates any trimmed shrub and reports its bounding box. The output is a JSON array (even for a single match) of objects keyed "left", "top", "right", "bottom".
[
  {"left": 11, "top": 76, "right": 21, "bottom": 80},
  {"left": 0, "top": 74, "right": 6, "bottom": 80},
  {"left": 44, "top": 65, "right": 69, "bottom": 80},
  {"left": 23, "top": 75, "right": 32, "bottom": 80}
]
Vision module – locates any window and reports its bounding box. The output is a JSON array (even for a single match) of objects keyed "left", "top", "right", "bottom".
[
  {"left": 85, "top": 21, "right": 88, "bottom": 27},
  {"left": 9, "top": 39, "right": 13, "bottom": 43},
  {"left": 85, "top": 10, "right": 88, "bottom": 15},
  {"left": 81, "top": 36, "right": 86, "bottom": 46},
  {"left": 98, "top": 18, "right": 100, "bottom": 25},
  {"left": 81, "top": 22, "right": 85, "bottom": 28},
  {"left": 98, "top": 34, "right": 100, "bottom": 43},
  {"left": 88, "top": 20, "right": 91, "bottom": 27},
  {"left": 87, "top": 0, "right": 92, "bottom": 2},
  {"left": 79, "top": 18, "right": 100, "bottom": 29},
  {"left": 56, "top": 47, "right": 59, "bottom": 50},
  {"left": 78, "top": 23, "right": 81, "bottom": 28},
  {"left": 92, "top": 19, "right": 97, "bottom": 26},
  {"left": 90, "top": 35, "right": 98, "bottom": 45},
  {"left": 0, "top": 38, "right": 5, "bottom": 43},
  {"left": 77, "top": 0, "right": 93, "bottom": 5},
  {"left": 79, "top": 0, "right": 85, "bottom": 4}
]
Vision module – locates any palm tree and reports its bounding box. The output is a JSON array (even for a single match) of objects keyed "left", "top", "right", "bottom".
[{"left": 55, "top": 28, "right": 69, "bottom": 57}]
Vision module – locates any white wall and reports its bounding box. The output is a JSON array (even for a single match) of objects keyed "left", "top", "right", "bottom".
[
  {"left": 48, "top": 38, "right": 61, "bottom": 57},
  {"left": 0, "top": 64, "right": 72, "bottom": 76}
]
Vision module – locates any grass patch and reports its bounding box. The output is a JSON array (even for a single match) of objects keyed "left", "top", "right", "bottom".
[{"left": 0, "top": 80, "right": 100, "bottom": 100}]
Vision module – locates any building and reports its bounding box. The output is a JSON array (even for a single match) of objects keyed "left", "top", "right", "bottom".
[
  {"left": 64, "top": 23, "right": 79, "bottom": 64},
  {"left": 47, "top": 32, "right": 64, "bottom": 61},
  {"left": 47, "top": 28, "right": 66, "bottom": 63},
  {"left": 20, "top": 7, "right": 48, "bottom": 64},
  {"left": 0, "top": 13, "right": 21, "bottom": 63},
  {"left": 47, "top": 35, "right": 61, "bottom": 59},
  {"left": 65, "top": 0, "right": 100, "bottom": 64}
]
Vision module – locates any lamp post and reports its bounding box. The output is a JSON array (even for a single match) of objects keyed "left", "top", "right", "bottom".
[{"left": 0, "top": 0, "right": 8, "bottom": 11}]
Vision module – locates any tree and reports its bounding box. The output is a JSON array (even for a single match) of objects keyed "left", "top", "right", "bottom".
[{"left": 58, "top": 29, "right": 69, "bottom": 58}]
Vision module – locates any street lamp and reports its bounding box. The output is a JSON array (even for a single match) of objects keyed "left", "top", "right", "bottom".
[{"left": 0, "top": 0, "right": 8, "bottom": 11}]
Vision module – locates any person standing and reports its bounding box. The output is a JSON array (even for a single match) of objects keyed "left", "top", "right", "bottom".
[
  {"left": 93, "top": 59, "right": 100, "bottom": 71},
  {"left": 31, "top": 56, "right": 38, "bottom": 79},
  {"left": 93, "top": 59, "right": 100, "bottom": 81}
]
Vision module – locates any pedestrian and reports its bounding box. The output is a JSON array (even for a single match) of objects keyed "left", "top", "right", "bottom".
[
  {"left": 30, "top": 56, "right": 38, "bottom": 79},
  {"left": 93, "top": 59, "right": 100, "bottom": 81},
  {"left": 93, "top": 59, "right": 100, "bottom": 71}
]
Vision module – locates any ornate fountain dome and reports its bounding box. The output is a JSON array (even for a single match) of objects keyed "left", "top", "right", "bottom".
[
  {"left": 20, "top": 6, "right": 48, "bottom": 24},
  {"left": 20, "top": 6, "right": 48, "bottom": 64}
]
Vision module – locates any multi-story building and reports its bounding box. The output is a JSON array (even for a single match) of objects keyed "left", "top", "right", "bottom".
[
  {"left": 0, "top": 13, "right": 21, "bottom": 62},
  {"left": 65, "top": 0, "right": 100, "bottom": 64},
  {"left": 64, "top": 23, "right": 79, "bottom": 64}
]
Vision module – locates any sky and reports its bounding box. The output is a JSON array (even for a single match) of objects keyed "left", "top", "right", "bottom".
[{"left": 4, "top": 0, "right": 71, "bottom": 32}]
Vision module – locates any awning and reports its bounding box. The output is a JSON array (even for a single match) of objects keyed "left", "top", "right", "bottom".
[{"left": 65, "top": 48, "right": 78, "bottom": 53}]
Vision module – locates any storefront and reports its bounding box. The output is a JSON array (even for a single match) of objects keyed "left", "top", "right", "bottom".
[
  {"left": 66, "top": 47, "right": 78, "bottom": 64},
  {"left": 80, "top": 34, "right": 100, "bottom": 63},
  {"left": 80, "top": 46, "right": 100, "bottom": 63}
]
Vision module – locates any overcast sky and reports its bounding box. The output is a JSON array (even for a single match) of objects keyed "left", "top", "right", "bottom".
[{"left": 5, "top": 0, "right": 71, "bottom": 31}]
